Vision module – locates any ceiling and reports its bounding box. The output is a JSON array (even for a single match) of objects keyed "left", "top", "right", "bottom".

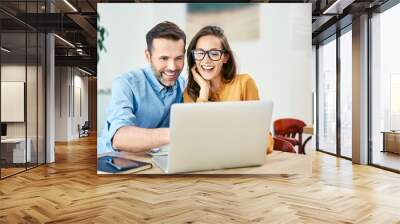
[
  {"left": 311, "top": 0, "right": 390, "bottom": 44},
  {"left": 0, "top": 0, "right": 99, "bottom": 74}
]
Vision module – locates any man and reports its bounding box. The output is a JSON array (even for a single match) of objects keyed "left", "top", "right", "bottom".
[{"left": 99, "top": 21, "right": 186, "bottom": 154}]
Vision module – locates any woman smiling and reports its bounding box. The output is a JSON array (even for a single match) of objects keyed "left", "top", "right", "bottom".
[{"left": 183, "top": 25, "right": 274, "bottom": 153}]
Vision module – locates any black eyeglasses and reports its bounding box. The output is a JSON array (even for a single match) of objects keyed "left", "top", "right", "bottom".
[{"left": 191, "top": 49, "right": 226, "bottom": 61}]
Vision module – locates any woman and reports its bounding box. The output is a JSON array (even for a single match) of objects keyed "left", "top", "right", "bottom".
[{"left": 183, "top": 25, "right": 274, "bottom": 153}]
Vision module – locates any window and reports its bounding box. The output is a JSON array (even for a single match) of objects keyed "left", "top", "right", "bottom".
[
  {"left": 340, "top": 28, "right": 352, "bottom": 158},
  {"left": 317, "top": 36, "right": 337, "bottom": 154},
  {"left": 370, "top": 2, "right": 400, "bottom": 171}
]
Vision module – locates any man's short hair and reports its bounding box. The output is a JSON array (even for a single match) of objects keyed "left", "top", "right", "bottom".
[{"left": 146, "top": 21, "right": 186, "bottom": 52}]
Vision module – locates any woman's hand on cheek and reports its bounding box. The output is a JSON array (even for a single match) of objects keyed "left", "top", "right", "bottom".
[
  {"left": 192, "top": 66, "right": 210, "bottom": 90},
  {"left": 191, "top": 65, "right": 210, "bottom": 100}
]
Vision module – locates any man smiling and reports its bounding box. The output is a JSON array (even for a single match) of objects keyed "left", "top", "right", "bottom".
[{"left": 99, "top": 21, "right": 186, "bottom": 154}]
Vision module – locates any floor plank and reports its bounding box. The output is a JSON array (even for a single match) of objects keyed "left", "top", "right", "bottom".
[{"left": 1, "top": 134, "right": 400, "bottom": 223}]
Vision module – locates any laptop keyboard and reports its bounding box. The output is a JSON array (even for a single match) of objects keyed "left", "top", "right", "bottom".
[{"left": 153, "top": 155, "right": 168, "bottom": 172}]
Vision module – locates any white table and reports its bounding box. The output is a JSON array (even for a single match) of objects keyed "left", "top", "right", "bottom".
[
  {"left": 98, "top": 150, "right": 312, "bottom": 176},
  {"left": 1, "top": 138, "right": 31, "bottom": 163}
]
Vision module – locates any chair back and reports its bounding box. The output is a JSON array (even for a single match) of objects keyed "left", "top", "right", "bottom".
[
  {"left": 273, "top": 118, "right": 306, "bottom": 138},
  {"left": 273, "top": 118, "right": 310, "bottom": 154},
  {"left": 82, "top": 121, "right": 90, "bottom": 129}
]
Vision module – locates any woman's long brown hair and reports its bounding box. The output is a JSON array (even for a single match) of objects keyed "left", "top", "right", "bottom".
[{"left": 186, "top": 26, "right": 237, "bottom": 101}]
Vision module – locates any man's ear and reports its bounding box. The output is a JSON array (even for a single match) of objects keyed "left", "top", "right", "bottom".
[
  {"left": 145, "top": 49, "right": 151, "bottom": 63},
  {"left": 223, "top": 53, "right": 230, "bottom": 63}
]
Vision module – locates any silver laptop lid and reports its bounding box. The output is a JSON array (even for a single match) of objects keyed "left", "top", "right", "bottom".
[{"left": 166, "top": 100, "right": 273, "bottom": 174}]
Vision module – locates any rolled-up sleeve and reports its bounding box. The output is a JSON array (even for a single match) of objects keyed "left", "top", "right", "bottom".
[{"left": 106, "top": 77, "right": 137, "bottom": 150}]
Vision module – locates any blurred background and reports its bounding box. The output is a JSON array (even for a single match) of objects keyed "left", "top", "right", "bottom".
[{"left": 97, "top": 3, "right": 313, "bottom": 135}]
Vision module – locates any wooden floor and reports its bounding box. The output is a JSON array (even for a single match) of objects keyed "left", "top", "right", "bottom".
[
  {"left": 373, "top": 151, "right": 400, "bottom": 171},
  {"left": 1, "top": 135, "right": 400, "bottom": 223},
  {"left": 1, "top": 167, "right": 26, "bottom": 178},
  {"left": 1, "top": 163, "right": 44, "bottom": 178}
]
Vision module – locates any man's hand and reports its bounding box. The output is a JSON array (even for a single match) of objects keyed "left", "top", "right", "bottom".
[{"left": 112, "top": 126, "right": 170, "bottom": 153}]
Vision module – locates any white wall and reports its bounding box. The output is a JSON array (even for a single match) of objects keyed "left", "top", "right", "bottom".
[
  {"left": 1, "top": 65, "right": 26, "bottom": 140},
  {"left": 1, "top": 65, "right": 38, "bottom": 138},
  {"left": 55, "top": 67, "right": 68, "bottom": 141},
  {"left": 232, "top": 4, "right": 312, "bottom": 123},
  {"left": 73, "top": 72, "right": 89, "bottom": 138},
  {"left": 1, "top": 63, "right": 46, "bottom": 163},
  {"left": 97, "top": 3, "right": 312, "bottom": 131},
  {"left": 55, "top": 67, "right": 89, "bottom": 141}
]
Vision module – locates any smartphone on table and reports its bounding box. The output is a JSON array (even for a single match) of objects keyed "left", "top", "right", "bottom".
[{"left": 105, "top": 156, "right": 151, "bottom": 172}]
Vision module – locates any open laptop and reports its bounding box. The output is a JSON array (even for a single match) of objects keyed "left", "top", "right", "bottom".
[{"left": 152, "top": 100, "right": 273, "bottom": 174}]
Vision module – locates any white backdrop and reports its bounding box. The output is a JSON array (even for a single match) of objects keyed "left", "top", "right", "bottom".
[
  {"left": 1, "top": 82, "right": 25, "bottom": 122},
  {"left": 97, "top": 3, "right": 312, "bottom": 132}
]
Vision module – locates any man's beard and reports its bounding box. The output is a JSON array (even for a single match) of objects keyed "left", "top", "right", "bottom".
[{"left": 150, "top": 64, "right": 179, "bottom": 87}]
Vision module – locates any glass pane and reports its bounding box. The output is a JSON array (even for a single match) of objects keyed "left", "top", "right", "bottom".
[
  {"left": 318, "top": 37, "right": 337, "bottom": 154},
  {"left": 38, "top": 33, "right": 45, "bottom": 165},
  {"left": 27, "top": 31, "right": 38, "bottom": 169},
  {"left": 26, "top": 0, "right": 39, "bottom": 170},
  {"left": 1, "top": 31, "right": 27, "bottom": 177},
  {"left": 340, "top": 29, "right": 352, "bottom": 158},
  {"left": 371, "top": 4, "right": 400, "bottom": 171},
  {"left": 0, "top": 1, "right": 46, "bottom": 178}
]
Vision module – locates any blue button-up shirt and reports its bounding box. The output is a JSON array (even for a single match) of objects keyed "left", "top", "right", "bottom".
[{"left": 98, "top": 65, "right": 186, "bottom": 154}]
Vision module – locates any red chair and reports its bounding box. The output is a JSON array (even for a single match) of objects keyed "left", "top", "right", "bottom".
[
  {"left": 273, "top": 118, "right": 312, "bottom": 154},
  {"left": 273, "top": 137, "right": 296, "bottom": 153}
]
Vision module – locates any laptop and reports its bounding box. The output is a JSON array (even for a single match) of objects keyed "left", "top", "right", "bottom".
[{"left": 152, "top": 100, "right": 273, "bottom": 174}]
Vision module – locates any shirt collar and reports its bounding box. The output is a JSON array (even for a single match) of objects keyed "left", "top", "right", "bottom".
[{"left": 144, "top": 65, "right": 178, "bottom": 94}]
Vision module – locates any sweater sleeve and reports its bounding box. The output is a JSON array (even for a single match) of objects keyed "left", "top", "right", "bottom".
[{"left": 242, "top": 75, "right": 260, "bottom": 101}]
